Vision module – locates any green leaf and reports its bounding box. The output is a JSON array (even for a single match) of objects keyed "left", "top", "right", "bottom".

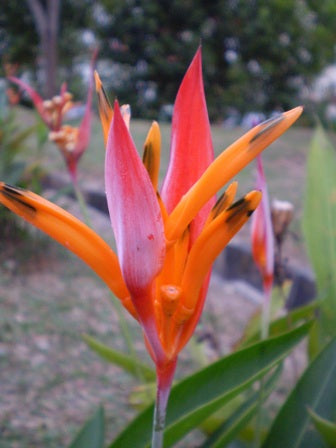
[
  {"left": 109, "top": 322, "right": 311, "bottom": 448},
  {"left": 200, "top": 365, "right": 282, "bottom": 448},
  {"left": 69, "top": 406, "right": 105, "bottom": 448},
  {"left": 309, "top": 409, "right": 336, "bottom": 448},
  {"left": 237, "top": 285, "right": 287, "bottom": 347},
  {"left": 82, "top": 334, "right": 155, "bottom": 382},
  {"left": 302, "top": 127, "right": 336, "bottom": 337},
  {"left": 8, "top": 125, "right": 35, "bottom": 154},
  {"left": 262, "top": 337, "right": 336, "bottom": 448},
  {"left": 240, "top": 299, "right": 320, "bottom": 348}
]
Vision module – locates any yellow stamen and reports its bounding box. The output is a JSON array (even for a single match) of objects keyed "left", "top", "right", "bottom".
[{"left": 48, "top": 126, "right": 79, "bottom": 153}]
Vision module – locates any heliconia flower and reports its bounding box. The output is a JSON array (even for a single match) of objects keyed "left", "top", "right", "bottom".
[
  {"left": 48, "top": 58, "right": 95, "bottom": 184},
  {"left": 251, "top": 155, "right": 274, "bottom": 296},
  {"left": 0, "top": 49, "right": 302, "bottom": 438},
  {"left": 9, "top": 76, "right": 73, "bottom": 131},
  {"left": 10, "top": 50, "right": 97, "bottom": 184}
]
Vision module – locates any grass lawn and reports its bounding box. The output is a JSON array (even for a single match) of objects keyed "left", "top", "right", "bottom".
[{"left": 0, "top": 105, "right": 329, "bottom": 446}]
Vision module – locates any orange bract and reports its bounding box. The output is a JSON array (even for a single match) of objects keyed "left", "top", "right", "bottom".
[{"left": 0, "top": 48, "right": 303, "bottom": 369}]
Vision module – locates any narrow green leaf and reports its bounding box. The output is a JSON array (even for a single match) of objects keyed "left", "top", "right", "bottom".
[
  {"left": 109, "top": 322, "right": 311, "bottom": 448},
  {"left": 302, "top": 127, "right": 336, "bottom": 335},
  {"left": 309, "top": 409, "right": 336, "bottom": 448},
  {"left": 240, "top": 299, "right": 320, "bottom": 348},
  {"left": 200, "top": 365, "right": 282, "bottom": 448},
  {"left": 8, "top": 125, "right": 36, "bottom": 154},
  {"left": 69, "top": 406, "right": 105, "bottom": 448},
  {"left": 82, "top": 334, "right": 155, "bottom": 382},
  {"left": 262, "top": 337, "right": 336, "bottom": 448},
  {"left": 238, "top": 285, "right": 286, "bottom": 346}
]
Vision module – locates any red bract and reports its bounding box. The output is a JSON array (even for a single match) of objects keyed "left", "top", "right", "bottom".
[
  {"left": 9, "top": 77, "right": 73, "bottom": 131},
  {"left": 251, "top": 155, "right": 274, "bottom": 295}
]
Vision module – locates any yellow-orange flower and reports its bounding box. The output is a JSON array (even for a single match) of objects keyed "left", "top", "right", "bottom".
[{"left": 0, "top": 49, "right": 302, "bottom": 370}]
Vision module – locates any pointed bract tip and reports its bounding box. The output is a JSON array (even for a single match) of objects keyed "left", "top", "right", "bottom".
[
  {"left": 246, "top": 190, "right": 262, "bottom": 205},
  {"left": 190, "top": 46, "right": 202, "bottom": 70},
  {"left": 113, "top": 99, "right": 120, "bottom": 113},
  {"left": 283, "top": 105, "right": 303, "bottom": 121},
  {"left": 94, "top": 71, "right": 102, "bottom": 91}
]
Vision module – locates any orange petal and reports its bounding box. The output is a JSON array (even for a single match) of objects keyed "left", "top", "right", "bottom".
[
  {"left": 0, "top": 183, "right": 133, "bottom": 311},
  {"left": 205, "top": 181, "right": 238, "bottom": 224},
  {"left": 94, "top": 71, "right": 113, "bottom": 145},
  {"left": 165, "top": 107, "right": 303, "bottom": 241},
  {"left": 178, "top": 191, "right": 262, "bottom": 317},
  {"left": 168, "top": 191, "right": 262, "bottom": 356}
]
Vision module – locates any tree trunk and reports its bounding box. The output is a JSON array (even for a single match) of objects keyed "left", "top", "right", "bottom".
[{"left": 26, "top": 0, "right": 61, "bottom": 97}]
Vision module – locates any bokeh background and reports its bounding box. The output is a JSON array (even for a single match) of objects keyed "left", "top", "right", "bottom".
[{"left": 2, "top": 0, "right": 336, "bottom": 124}]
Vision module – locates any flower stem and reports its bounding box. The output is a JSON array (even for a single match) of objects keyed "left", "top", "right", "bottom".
[
  {"left": 152, "top": 359, "right": 177, "bottom": 448},
  {"left": 110, "top": 293, "right": 145, "bottom": 382},
  {"left": 255, "top": 283, "right": 272, "bottom": 447},
  {"left": 261, "top": 285, "right": 272, "bottom": 340},
  {"left": 73, "top": 182, "right": 92, "bottom": 228}
]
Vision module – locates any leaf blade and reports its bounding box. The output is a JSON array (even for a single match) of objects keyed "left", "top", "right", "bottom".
[
  {"left": 109, "top": 322, "right": 311, "bottom": 448},
  {"left": 262, "top": 337, "right": 336, "bottom": 448},
  {"left": 83, "top": 334, "right": 155, "bottom": 382},
  {"left": 69, "top": 406, "right": 105, "bottom": 448}
]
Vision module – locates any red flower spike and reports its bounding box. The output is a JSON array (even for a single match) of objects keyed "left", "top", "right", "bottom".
[
  {"left": 65, "top": 52, "right": 96, "bottom": 183},
  {"left": 9, "top": 76, "right": 47, "bottom": 123},
  {"left": 9, "top": 76, "right": 74, "bottom": 131},
  {"left": 105, "top": 101, "right": 166, "bottom": 360},
  {"left": 251, "top": 156, "right": 274, "bottom": 293},
  {"left": 106, "top": 101, "right": 166, "bottom": 292},
  {"left": 161, "top": 47, "right": 215, "bottom": 241}
]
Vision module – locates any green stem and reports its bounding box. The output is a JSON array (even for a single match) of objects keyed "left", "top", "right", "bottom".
[
  {"left": 110, "top": 293, "right": 145, "bottom": 382},
  {"left": 73, "top": 182, "right": 92, "bottom": 227},
  {"left": 152, "top": 359, "right": 177, "bottom": 448},
  {"left": 261, "top": 287, "right": 271, "bottom": 340},
  {"left": 255, "top": 284, "right": 272, "bottom": 447}
]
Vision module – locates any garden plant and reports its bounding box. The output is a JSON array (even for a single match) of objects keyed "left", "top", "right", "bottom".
[{"left": 1, "top": 47, "right": 336, "bottom": 448}]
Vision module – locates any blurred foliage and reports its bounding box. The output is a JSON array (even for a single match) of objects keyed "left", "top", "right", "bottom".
[
  {"left": 1, "top": 0, "right": 336, "bottom": 118},
  {"left": 0, "top": 86, "right": 44, "bottom": 238},
  {"left": 0, "top": 0, "right": 95, "bottom": 97},
  {"left": 303, "top": 127, "right": 336, "bottom": 356},
  {"left": 97, "top": 0, "right": 336, "bottom": 118}
]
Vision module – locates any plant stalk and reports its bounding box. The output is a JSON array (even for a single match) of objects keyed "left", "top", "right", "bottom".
[
  {"left": 152, "top": 359, "right": 177, "bottom": 448},
  {"left": 255, "top": 282, "right": 272, "bottom": 447},
  {"left": 261, "top": 283, "right": 272, "bottom": 340},
  {"left": 110, "top": 293, "right": 146, "bottom": 382},
  {"left": 73, "top": 182, "right": 92, "bottom": 228}
]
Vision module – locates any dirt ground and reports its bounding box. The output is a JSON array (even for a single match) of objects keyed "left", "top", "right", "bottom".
[{"left": 0, "top": 192, "right": 308, "bottom": 447}]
